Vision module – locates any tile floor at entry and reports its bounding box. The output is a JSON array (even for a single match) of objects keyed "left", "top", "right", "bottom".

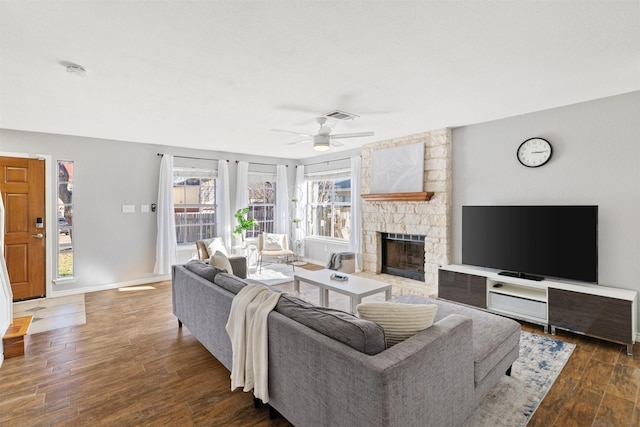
[{"left": 12, "top": 294, "right": 86, "bottom": 334}]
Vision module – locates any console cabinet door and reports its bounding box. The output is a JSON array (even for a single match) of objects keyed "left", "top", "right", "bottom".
[
  {"left": 548, "top": 288, "right": 632, "bottom": 344},
  {"left": 438, "top": 270, "right": 486, "bottom": 308}
]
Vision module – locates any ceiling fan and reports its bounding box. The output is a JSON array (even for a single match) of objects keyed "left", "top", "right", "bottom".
[{"left": 272, "top": 117, "right": 374, "bottom": 151}]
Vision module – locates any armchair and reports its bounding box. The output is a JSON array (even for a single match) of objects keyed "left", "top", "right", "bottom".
[
  {"left": 257, "top": 233, "right": 294, "bottom": 273},
  {"left": 195, "top": 237, "right": 247, "bottom": 279}
]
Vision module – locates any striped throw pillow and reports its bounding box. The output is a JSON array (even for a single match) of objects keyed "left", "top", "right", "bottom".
[{"left": 356, "top": 302, "right": 438, "bottom": 347}]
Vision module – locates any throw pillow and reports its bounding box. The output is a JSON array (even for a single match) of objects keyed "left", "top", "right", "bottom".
[
  {"left": 211, "top": 250, "right": 234, "bottom": 275},
  {"left": 263, "top": 233, "right": 285, "bottom": 251},
  {"left": 356, "top": 302, "right": 438, "bottom": 347},
  {"left": 206, "top": 237, "right": 228, "bottom": 257}
]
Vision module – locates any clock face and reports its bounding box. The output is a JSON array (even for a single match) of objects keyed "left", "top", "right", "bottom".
[{"left": 517, "top": 138, "right": 552, "bottom": 168}]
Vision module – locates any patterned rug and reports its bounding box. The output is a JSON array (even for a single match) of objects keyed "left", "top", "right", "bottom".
[{"left": 464, "top": 331, "right": 575, "bottom": 426}]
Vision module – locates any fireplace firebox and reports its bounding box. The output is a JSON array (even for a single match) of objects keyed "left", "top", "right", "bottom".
[{"left": 381, "top": 233, "right": 425, "bottom": 281}]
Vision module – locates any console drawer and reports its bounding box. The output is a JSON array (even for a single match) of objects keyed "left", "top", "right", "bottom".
[{"left": 488, "top": 292, "right": 547, "bottom": 321}]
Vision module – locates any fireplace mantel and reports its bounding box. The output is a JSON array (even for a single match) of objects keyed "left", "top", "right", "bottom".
[{"left": 361, "top": 191, "right": 434, "bottom": 202}]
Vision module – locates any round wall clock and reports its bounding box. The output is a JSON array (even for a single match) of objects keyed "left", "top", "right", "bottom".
[{"left": 517, "top": 137, "right": 553, "bottom": 168}]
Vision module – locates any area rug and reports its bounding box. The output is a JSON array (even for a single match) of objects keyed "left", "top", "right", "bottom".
[
  {"left": 247, "top": 263, "right": 294, "bottom": 286},
  {"left": 464, "top": 331, "right": 575, "bottom": 426}
]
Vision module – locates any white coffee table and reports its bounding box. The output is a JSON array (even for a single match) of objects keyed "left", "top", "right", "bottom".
[{"left": 293, "top": 269, "right": 392, "bottom": 313}]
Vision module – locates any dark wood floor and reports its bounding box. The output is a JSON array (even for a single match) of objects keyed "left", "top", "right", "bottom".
[{"left": 1, "top": 275, "right": 639, "bottom": 426}]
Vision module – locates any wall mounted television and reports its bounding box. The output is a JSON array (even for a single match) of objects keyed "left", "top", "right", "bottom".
[{"left": 462, "top": 205, "right": 598, "bottom": 283}]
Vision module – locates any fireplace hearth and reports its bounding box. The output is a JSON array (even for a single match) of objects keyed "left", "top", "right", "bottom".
[{"left": 381, "top": 233, "right": 425, "bottom": 281}]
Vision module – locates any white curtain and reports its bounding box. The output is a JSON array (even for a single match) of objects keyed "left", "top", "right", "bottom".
[
  {"left": 0, "top": 196, "right": 13, "bottom": 334},
  {"left": 154, "top": 154, "right": 177, "bottom": 275},
  {"left": 293, "top": 165, "right": 307, "bottom": 258},
  {"left": 274, "top": 165, "right": 289, "bottom": 235},
  {"left": 217, "top": 160, "right": 232, "bottom": 250},
  {"left": 235, "top": 161, "right": 249, "bottom": 214},
  {"left": 349, "top": 156, "right": 362, "bottom": 271}
]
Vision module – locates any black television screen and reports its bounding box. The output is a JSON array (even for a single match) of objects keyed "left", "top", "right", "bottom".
[{"left": 462, "top": 205, "right": 598, "bottom": 283}]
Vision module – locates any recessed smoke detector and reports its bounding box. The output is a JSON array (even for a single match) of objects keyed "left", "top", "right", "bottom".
[
  {"left": 66, "top": 64, "right": 87, "bottom": 76},
  {"left": 323, "top": 110, "right": 359, "bottom": 121}
]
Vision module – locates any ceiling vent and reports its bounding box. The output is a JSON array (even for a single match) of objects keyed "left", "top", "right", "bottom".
[{"left": 323, "top": 110, "right": 359, "bottom": 121}]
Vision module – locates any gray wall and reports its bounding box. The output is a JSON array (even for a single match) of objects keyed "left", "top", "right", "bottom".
[
  {"left": 0, "top": 129, "right": 294, "bottom": 293},
  {"left": 451, "top": 92, "right": 640, "bottom": 298},
  {"left": 2, "top": 91, "right": 637, "bottom": 301}
]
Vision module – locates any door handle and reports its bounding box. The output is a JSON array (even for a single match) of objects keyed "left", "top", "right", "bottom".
[{"left": 31, "top": 233, "right": 44, "bottom": 239}]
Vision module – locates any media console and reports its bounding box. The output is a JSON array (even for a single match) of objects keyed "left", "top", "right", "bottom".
[{"left": 438, "top": 264, "right": 638, "bottom": 355}]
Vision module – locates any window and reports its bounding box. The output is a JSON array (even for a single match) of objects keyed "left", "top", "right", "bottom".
[
  {"left": 57, "top": 160, "right": 74, "bottom": 279},
  {"left": 306, "top": 171, "right": 351, "bottom": 240},
  {"left": 247, "top": 172, "right": 276, "bottom": 238},
  {"left": 173, "top": 168, "right": 216, "bottom": 244}
]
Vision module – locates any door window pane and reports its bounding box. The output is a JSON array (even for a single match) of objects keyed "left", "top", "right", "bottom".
[{"left": 57, "top": 161, "right": 73, "bottom": 278}]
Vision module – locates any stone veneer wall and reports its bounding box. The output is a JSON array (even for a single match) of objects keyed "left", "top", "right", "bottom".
[{"left": 360, "top": 128, "right": 452, "bottom": 295}]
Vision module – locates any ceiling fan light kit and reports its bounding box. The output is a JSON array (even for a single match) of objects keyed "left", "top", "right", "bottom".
[
  {"left": 313, "top": 135, "right": 331, "bottom": 151},
  {"left": 275, "top": 114, "right": 374, "bottom": 151}
]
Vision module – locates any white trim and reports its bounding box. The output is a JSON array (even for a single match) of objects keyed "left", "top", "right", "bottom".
[
  {"left": 53, "top": 276, "right": 77, "bottom": 285},
  {"left": 304, "top": 168, "right": 350, "bottom": 180},
  {"left": 305, "top": 236, "right": 349, "bottom": 245},
  {"left": 50, "top": 275, "right": 172, "bottom": 297}
]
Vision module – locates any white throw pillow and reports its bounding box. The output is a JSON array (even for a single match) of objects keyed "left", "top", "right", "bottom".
[
  {"left": 211, "top": 250, "right": 233, "bottom": 275},
  {"left": 206, "top": 237, "right": 227, "bottom": 257},
  {"left": 356, "top": 302, "right": 438, "bottom": 347},
  {"left": 263, "top": 233, "right": 285, "bottom": 251}
]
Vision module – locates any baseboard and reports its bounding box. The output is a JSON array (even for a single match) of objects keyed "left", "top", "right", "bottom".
[
  {"left": 50, "top": 275, "right": 172, "bottom": 298},
  {"left": 301, "top": 257, "right": 326, "bottom": 267}
]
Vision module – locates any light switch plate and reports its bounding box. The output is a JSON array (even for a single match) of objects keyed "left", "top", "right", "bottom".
[
  {"left": 122, "top": 204, "right": 135, "bottom": 213},
  {"left": 141, "top": 204, "right": 150, "bottom": 213}
]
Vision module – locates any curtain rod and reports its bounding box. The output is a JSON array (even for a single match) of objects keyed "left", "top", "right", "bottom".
[
  {"left": 157, "top": 153, "right": 228, "bottom": 162},
  {"left": 298, "top": 156, "right": 358, "bottom": 167},
  {"left": 235, "top": 160, "right": 287, "bottom": 167}
]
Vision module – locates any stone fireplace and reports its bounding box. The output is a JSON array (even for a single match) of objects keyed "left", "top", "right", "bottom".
[{"left": 360, "top": 129, "right": 452, "bottom": 295}]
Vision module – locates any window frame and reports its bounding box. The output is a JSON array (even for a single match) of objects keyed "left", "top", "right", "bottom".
[
  {"left": 56, "top": 160, "right": 74, "bottom": 281},
  {"left": 246, "top": 172, "right": 277, "bottom": 238},
  {"left": 305, "top": 169, "right": 352, "bottom": 241},
  {"left": 173, "top": 167, "right": 217, "bottom": 245}
]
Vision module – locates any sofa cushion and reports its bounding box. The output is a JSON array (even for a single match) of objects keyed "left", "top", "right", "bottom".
[
  {"left": 184, "top": 260, "right": 224, "bottom": 282},
  {"left": 392, "top": 294, "right": 521, "bottom": 384},
  {"left": 275, "top": 294, "right": 386, "bottom": 355},
  {"left": 356, "top": 302, "right": 438, "bottom": 347},
  {"left": 214, "top": 273, "right": 249, "bottom": 295}
]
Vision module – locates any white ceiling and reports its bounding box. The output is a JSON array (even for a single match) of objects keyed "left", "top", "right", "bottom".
[{"left": 1, "top": 1, "right": 638, "bottom": 160}]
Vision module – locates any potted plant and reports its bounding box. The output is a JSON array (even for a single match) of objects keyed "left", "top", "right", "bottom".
[{"left": 233, "top": 207, "right": 258, "bottom": 247}]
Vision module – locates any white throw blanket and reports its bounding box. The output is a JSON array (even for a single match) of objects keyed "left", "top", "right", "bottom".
[{"left": 225, "top": 284, "right": 281, "bottom": 403}]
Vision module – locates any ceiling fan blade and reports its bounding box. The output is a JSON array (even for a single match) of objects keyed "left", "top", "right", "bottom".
[
  {"left": 272, "top": 129, "right": 314, "bottom": 138},
  {"left": 286, "top": 138, "right": 313, "bottom": 145},
  {"left": 330, "top": 131, "right": 374, "bottom": 139}
]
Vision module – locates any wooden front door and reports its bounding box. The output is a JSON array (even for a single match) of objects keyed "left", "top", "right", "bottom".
[{"left": 0, "top": 157, "right": 46, "bottom": 301}]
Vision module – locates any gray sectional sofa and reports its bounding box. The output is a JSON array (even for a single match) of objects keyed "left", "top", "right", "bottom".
[{"left": 172, "top": 261, "right": 521, "bottom": 427}]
